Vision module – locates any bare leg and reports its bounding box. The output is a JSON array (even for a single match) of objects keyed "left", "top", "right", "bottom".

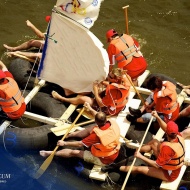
[
  {"left": 181, "top": 128, "right": 190, "bottom": 139},
  {"left": 177, "top": 82, "right": 190, "bottom": 89},
  {"left": 52, "top": 91, "right": 94, "bottom": 105},
  {"left": 40, "top": 149, "right": 84, "bottom": 159},
  {"left": 3, "top": 39, "right": 44, "bottom": 51},
  {"left": 184, "top": 89, "right": 190, "bottom": 96},
  {"left": 179, "top": 105, "right": 190, "bottom": 118},
  {"left": 7, "top": 51, "right": 41, "bottom": 60},
  {"left": 120, "top": 165, "right": 168, "bottom": 181}
]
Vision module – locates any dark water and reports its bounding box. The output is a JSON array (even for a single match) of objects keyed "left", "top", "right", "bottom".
[{"left": 0, "top": 0, "right": 190, "bottom": 190}]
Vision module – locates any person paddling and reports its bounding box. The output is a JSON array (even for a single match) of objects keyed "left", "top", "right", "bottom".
[
  {"left": 102, "top": 111, "right": 185, "bottom": 182},
  {"left": 40, "top": 105, "right": 121, "bottom": 166}
]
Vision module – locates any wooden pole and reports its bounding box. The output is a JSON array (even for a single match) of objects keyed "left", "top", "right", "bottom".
[
  {"left": 122, "top": 5, "right": 129, "bottom": 35},
  {"left": 125, "top": 73, "right": 146, "bottom": 107},
  {"left": 121, "top": 116, "right": 154, "bottom": 190},
  {"left": 34, "top": 107, "right": 85, "bottom": 179}
]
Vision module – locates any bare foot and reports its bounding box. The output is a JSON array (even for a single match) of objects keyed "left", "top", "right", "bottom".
[
  {"left": 6, "top": 52, "right": 17, "bottom": 57},
  {"left": 39, "top": 150, "right": 52, "bottom": 157},
  {"left": 52, "top": 90, "right": 65, "bottom": 101},
  {"left": 3, "top": 44, "right": 16, "bottom": 51}
]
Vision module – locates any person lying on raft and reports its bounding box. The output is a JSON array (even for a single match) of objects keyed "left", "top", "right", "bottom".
[
  {"left": 126, "top": 76, "right": 179, "bottom": 123},
  {"left": 40, "top": 106, "right": 121, "bottom": 166},
  {"left": 52, "top": 68, "right": 131, "bottom": 115},
  {"left": 0, "top": 61, "right": 26, "bottom": 120},
  {"left": 177, "top": 82, "right": 190, "bottom": 96},
  {"left": 4, "top": 20, "right": 46, "bottom": 52},
  {"left": 102, "top": 111, "right": 185, "bottom": 182}
]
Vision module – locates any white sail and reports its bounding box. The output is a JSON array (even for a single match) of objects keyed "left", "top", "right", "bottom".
[{"left": 38, "top": 0, "right": 109, "bottom": 93}]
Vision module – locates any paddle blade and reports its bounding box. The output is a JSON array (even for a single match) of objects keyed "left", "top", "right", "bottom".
[{"left": 34, "top": 153, "right": 55, "bottom": 179}]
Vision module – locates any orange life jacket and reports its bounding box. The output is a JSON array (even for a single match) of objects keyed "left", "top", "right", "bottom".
[
  {"left": 159, "top": 135, "right": 185, "bottom": 170},
  {"left": 154, "top": 81, "right": 178, "bottom": 114},
  {"left": 0, "top": 77, "right": 24, "bottom": 113},
  {"left": 110, "top": 34, "right": 141, "bottom": 68},
  {"left": 91, "top": 119, "right": 120, "bottom": 157},
  {"left": 102, "top": 83, "right": 129, "bottom": 113}
]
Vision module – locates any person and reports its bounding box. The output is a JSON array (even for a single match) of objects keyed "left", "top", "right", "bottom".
[
  {"left": 102, "top": 111, "right": 185, "bottom": 182},
  {"left": 0, "top": 61, "right": 26, "bottom": 120},
  {"left": 126, "top": 76, "right": 179, "bottom": 123},
  {"left": 177, "top": 82, "right": 190, "bottom": 96},
  {"left": 4, "top": 20, "right": 45, "bottom": 52},
  {"left": 52, "top": 68, "right": 131, "bottom": 115},
  {"left": 40, "top": 107, "right": 121, "bottom": 166},
  {"left": 4, "top": 18, "right": 51, "bottom": 61},
  {"left": 106, "top": 29, "right": 148, "bottom": 86}
]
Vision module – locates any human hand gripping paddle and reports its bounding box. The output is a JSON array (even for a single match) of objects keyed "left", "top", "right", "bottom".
[
  {"left": 34, "top": 106, "right": 85, "bottom": 179},
  {"left": 121, "top": 116, "right": 154, "bottom": 190}
]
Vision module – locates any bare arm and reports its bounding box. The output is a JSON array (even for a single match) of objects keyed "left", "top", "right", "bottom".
[
  {"left": 26, "top": 20, "right": 45, "bottom": 38},
  {"left": 57, "top": 140, "right": 83, "bottom": 147},
  {"left": 151, "top": 111, "right": 167, "bottom": 132},
  {"left": 67, "top": 125, "right": 94, "bottom": 139},
  {"left": 93, "top": 82, "right": 104, "bottom": 107},
  {"left": 84, "top": 102, "right": 97, "bottom": 117},
  {"left": 135, "top": 151, "right": 159, "bottom": 168},
  {"left": 0, "top": 61, "right": 8, "bottom": 71}
]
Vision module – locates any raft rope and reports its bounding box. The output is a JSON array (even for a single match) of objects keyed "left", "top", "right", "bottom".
[{"left": 21, "top": 39, "right": 44, "bottom": 97}]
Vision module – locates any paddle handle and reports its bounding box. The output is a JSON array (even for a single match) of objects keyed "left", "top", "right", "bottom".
[
  {"left": 122, "top": 5, "right": 129, "bottom": 35},
  {"left": 53, "top": 107, "right": 85, "bottom": 153},
  {"left": 125, "top": 74, "right": 146, "bottom": 106},
  {"left": 121, "top": 116, "right": 154, "bottom": 190}
]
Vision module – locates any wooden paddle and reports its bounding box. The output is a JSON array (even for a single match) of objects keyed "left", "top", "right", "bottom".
[
  {"left": 122, "top": 5, "right": 129, "bottom": 35},
  {"left": 34, "top": 106, "right": 85, "bottom": 179},
  {"left": 125, "top": 73, "right": 146, "bottom": 107},
  {"left": 121, "top": 116, "right": 154, "bottom": 190}
]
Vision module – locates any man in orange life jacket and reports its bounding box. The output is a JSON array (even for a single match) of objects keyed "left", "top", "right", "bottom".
[
  {"left": 106, "top": 29, "right": 148, "bottom": 86},
  {"left": 127, "top": 76, "right": 179, "bottom": 123},
  {"left": 40, "top": 108, "right": 121, "bottom": 166},
  {"left": 103, "top": 111, "right": 185, "bottom": 182},
  {"left": 0, "top": 61, "right": 26, "bottom": 120},
  {"left": 52, "top": 68, "right": 131, "bottom": 116}
]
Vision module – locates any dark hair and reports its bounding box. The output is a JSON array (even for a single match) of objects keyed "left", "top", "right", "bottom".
[
  {"left": 146, "top": 76, "right": 162, "bottom": 91},
  {"left": 95, "top": 111, "right": 107, "bottom": 126},
  {"left": 167, "top": 133, "right": 177, "bottom": 140}
]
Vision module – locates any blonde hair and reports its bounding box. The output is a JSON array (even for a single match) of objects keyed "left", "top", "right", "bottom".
[{"left": 112, "top": 68, "right": 125, "bottom": 78}]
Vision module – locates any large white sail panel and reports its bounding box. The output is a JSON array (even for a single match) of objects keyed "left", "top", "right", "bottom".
[
  {"left": 38, "top": 12, "right": 109, "bottom": 93},
  {"left": 55, "top": 0, "right": 104, "bottom": 29}
]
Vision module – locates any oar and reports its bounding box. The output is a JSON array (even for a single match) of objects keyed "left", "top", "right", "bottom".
[
  {"left": 122, "top": 5, "right": 129, "bottom": 35},
  {"left": 121, "top": 116, "right": 154, "bottom": 190},
  {"left": 125, "top": 73, "right": 146, "bottom": 107},
  {"left": 34, "top": 106, "right": 85, "bottom": 179}
]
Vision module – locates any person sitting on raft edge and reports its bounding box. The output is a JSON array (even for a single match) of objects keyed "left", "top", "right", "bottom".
[
  {"left": 0, "top": 61, "right": 26, "bottom": 120},
  {"left": 40, "top": 102, "right": 121, "bottom": 166},
  {"left": 126, "top": 76, "right": 179, "bottom": 124},
  {"left": 52, "top": 68, "right": 131, "bottom": 116},
  {"left": 102, "top": 111, "right": 185, "bottom": 182},
  {"left": 106, "top": 29, "right": 148, "bottom": 86}
]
